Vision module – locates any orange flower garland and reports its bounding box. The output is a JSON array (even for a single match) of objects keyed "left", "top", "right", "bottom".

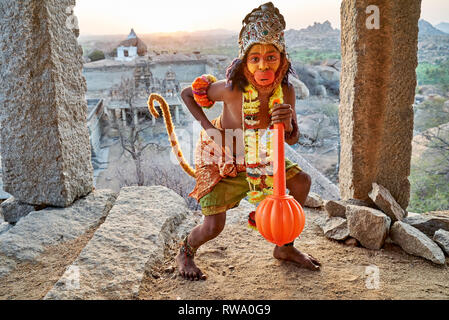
[{"left": 191, "top": 74, "right": 217, "bottom": 108}]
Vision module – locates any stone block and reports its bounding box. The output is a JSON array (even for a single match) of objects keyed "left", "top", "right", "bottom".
[
  {"left": 346, "top": 205, "right": 391, "bottom": 250},
  {"left": 0, "top": 0, "right": 93, "bottom": 207},
  {"left": 390, "top": 221, "right": 445, "bottom": 265},
  {"left": 368, "top": 183, "right": 407, "bottom": 222}
]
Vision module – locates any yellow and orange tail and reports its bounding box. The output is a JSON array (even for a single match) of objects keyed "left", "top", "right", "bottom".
[{"left": 147, "top": 94, "right": 196, "bottom": 178}]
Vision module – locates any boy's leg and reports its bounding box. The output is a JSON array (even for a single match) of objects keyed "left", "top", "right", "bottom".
[
  {"left": 177, "top": 212, "right": 226, "bottom": 281},
  {"left": 177, "top": 172, "right": 249, "bottom": 281},
  {"left": 272, "top": 169, "right": 321, "bottom": 271}
]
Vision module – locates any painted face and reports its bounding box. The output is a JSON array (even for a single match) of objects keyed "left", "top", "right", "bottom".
[{"left": 246, "top": 44, "right": 281, "bottom": 86}]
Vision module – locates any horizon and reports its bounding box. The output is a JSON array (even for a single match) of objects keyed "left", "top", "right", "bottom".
[{"left": 76, "top": 0, "right": 449, "bottom": 36}]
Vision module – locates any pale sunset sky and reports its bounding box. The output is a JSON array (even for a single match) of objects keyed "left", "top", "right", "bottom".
[{"left": 75, "top": 0, "right": 449, "bottom": 35}]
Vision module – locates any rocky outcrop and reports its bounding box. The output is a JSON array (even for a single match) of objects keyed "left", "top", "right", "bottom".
[
  {"left": 0, "top": 0, "right": 93, "bottom": 207},
  {"left": 346, "top": 205, "right": 391, "bottom": 250},
  {"left": 390, "top": 221, "right": 445, "bottom": 265},
  {"left": 45, "top": 186, "right": 191, "bottom": 300},
  {"left": 368, "top": 183, "right": 407, "bottom": 222},
  {"left": 285, "top": 145, "right": 340, "bottom": 201}
]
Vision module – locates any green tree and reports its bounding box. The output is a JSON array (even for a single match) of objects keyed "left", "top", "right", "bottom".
[
  {"left": 414, "top": 98, "right": 449, "bottom": 133},
  {"left": 409, "top": 125, "right": 449, "bottom": 212},
  {"left": 88, "top": 49, "right": 105, "bottom": 62}
]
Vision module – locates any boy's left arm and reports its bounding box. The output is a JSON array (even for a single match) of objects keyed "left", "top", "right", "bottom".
[{"left": 271, "top": 85, "right": 300, "bottom": 145}]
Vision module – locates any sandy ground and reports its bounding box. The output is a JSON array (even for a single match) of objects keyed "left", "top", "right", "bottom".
[
  {"left": 1, "top": 203, "right": 448, "bottom": 299},
  {"left": 139, "top": 208, "right": 449, "bottom": 300},
  {"left": 0, "top": 220, "right": 102, "bottom": 300}
]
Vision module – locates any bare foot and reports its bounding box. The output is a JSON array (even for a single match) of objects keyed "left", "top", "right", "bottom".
[
  {"left": 273, "top": 245, "right": 321, "bottom": 271},
  {"left": 176, "top": 251, "right": 207, "bottom": 281}
]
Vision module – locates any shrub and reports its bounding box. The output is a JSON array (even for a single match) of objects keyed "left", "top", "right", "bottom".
[{"left": 88, "top": 50, "right": 105, "bottom": 62}]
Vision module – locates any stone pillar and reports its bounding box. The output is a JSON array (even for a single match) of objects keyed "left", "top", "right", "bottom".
[
  {"left": 339, "top": 0, "right": 421, "bottom": 209},
  {"left": 0, "top": 0, "right": 93, "bottom": 207}
]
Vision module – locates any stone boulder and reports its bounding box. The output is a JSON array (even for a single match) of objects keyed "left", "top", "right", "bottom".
[
  {"left": 315, "top": 85, "right": 327, "bottom": 97},
  {"left": 45, "top": 186, "right": 191, "bottom": 300},
  {"left": 315, "top": 65, "right": 340, "bottom": 82},
  {"left": 368, "top": 183, "right": 407, "bottom": 222},
  {"left": 403, "top": 212, "right": 449, "bottom": 238},
  {"left": 322, "top": 217, "right": 349, "bottom": 241},
  {"left": 390, "top": 221, "right": 445, "bottom": 265},
  {"left": 0, "top": 197, "right": 36, "bottom": 223},
  {"left": 0, "top": 189, "right": 117, "bottom": 262},
  {"left": 346, "top": 205, "right": 391, "bottom": 250},
  {"left": 305, "top": 192, "right": 324, "bottom": 208},
  {"left": 289, "top": 76, "right": 310, "bottom": 100},
  {"left": 433, "top": 229, "right": 449, "bottom": 256},
  {"left": 324, "top": 200, "right": 347, "bottom": 218}
]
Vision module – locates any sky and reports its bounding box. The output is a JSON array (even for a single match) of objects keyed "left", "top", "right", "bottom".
[{"left": 75, "top": 0, "right": 449, "bottom": 35}]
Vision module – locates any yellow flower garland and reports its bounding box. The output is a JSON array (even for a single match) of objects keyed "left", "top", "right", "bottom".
[{"left": 243, "top": 83, "right": 284, "bottom": 205}]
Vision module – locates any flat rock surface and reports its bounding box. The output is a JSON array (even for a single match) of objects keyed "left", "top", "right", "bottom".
[
  {"left": 390, "top": 221, "right": 445, "bottom": 265},
  {"left": 0, "top": 189, "right": 117, "bottom": 263},
  {"left": 45, "top": 186, "right": 191, "bottom": 300}
]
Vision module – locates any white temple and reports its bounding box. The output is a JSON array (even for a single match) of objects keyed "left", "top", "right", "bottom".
[{"left": 115, "top": 28, "right": 143, "bottom": 62}]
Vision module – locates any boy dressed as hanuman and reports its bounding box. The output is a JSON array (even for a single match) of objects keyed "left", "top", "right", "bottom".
[{"left": 148, "top": 2, "right": 321, "bottom": 281}]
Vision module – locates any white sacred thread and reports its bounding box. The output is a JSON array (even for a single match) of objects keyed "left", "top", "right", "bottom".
[{"left": 366, "top": 5, "right": 380, "bottom": 30}]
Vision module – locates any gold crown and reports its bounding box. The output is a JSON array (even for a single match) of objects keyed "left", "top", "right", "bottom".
[{"left": 238, "top": 2, "right": 286, "bottom": 58}]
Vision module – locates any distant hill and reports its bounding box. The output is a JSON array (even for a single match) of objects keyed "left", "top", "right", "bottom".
[
  {"left": 285, "top": 20, "right": 340, "bottom": 51},
  {"left": 435, "top": 22, "right": 449, "bottom": 34},
  {"left": 419, "top": 19, "right": 447, "bottom": 36}
]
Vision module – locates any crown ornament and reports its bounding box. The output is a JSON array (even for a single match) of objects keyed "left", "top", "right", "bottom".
[{"left": 238, "top": 2, "right": 286, "bottom": 58}]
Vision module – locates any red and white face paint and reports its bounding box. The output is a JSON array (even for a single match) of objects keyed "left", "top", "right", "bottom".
[{"left": 246, "top": 44, "right": 281, "bottom": 86}]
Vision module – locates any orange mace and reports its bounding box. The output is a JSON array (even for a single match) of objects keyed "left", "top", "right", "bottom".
[{"left": 255, "top": 123, "right": 306, "bottom": 246}]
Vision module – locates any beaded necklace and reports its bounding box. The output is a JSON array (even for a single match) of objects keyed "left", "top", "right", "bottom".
[{"left": 242, "top": 83, "right": 284, "bottom": 206}]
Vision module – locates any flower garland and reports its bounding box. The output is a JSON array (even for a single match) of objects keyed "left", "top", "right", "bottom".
[
  {"left": 243, "top": 84, "right": 283, "bottom": 209},
  {"left": 191, "top": 74, "right": 217, "bottom": 108}
]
